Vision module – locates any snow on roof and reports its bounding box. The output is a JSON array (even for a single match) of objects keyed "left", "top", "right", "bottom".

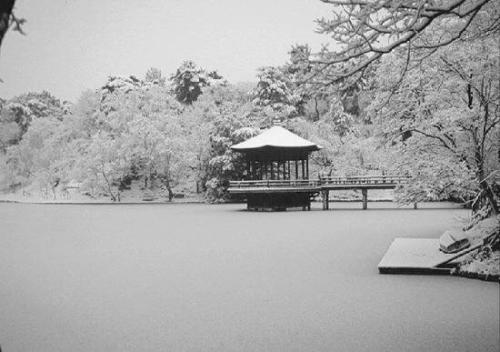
[{"left": 231, "top": 126, "right": 321, "bottom": 151}]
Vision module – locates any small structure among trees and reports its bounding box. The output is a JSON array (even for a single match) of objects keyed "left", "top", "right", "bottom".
[{"left": 229, "top": 126, "right": 321, "bottom": 210}]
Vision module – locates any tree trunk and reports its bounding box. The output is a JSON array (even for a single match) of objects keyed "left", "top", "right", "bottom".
[
  {"left": 166, "top": 180, "right": 174, "bottom": 202},
  {"left": 313, "top": 97, "right": 320, "bottom": 122},
  {"left": 479, "top": 179, "right": 499, "bottom": 215},
  {"left": 101, "top": 171, "right": 118, "bottom": 202},
  {"left": 476, "top": 149, "right": 498, "bottom": 215}
]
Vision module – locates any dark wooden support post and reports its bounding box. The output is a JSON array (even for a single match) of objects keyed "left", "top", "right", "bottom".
[
  {"left": 287, "top": 161, "right": 291, "bottom": 180},
  {"left": 270, "top": 162, "right": 274, "bottom": 180},
  {"left": 301, "top": 160, "right": 305, "bottom": 179},
  {"left": 246, "top": 160, "right": 250, "bottom": 179},
  {"left": 306, "top": 158, "right": 309, "bottom": 179},
  {"left": 295, "top": 160, "right": 299, "bottom": 180},
  {"left": 322, "top": 190, "right": 329, "bottom": 210},
  {"left": 362, "top": 188, "right": 368, "bottom": 210},
  {"left": 414, "top": 202, "right": 418, "bottom": 210}
]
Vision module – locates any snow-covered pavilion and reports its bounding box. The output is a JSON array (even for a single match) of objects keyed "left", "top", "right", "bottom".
[
  {"left": 231, "top": 126, "right": 321, "bottom": 181},
  {"left": 229, "top": 126, "right": 321, "bottom": 210}
]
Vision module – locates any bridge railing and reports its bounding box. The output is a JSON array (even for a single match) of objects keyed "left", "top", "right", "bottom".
[
  {"left": 229, "top": 179, "right": 320, "bottom": 189},
  {"left": 229, "top": 175, "right": 411, "bottom": 190},
  {"left": 319, "top": 175, "right": 411, "bottom": 185}
]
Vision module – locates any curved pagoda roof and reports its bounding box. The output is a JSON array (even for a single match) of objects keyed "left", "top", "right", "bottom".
[{"left": 231, "top": 126, "right": 321, "bottom": 152}]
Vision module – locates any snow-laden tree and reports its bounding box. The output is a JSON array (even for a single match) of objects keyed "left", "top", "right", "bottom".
[
  {"left": 170, "top": 60, "right": 224, "bottom": 105},
  {"left": 306, "top": 0, "right": 499, "bottom": 85},
  {"left": 290, "top": 116, "right": 383, "bottom": 178},
  {"left": 252, "top": 66, "right": 304, "bottom": 119},
  {"left": 184, "top": 84, "right": 260, "bottom": 200},
  {"left": 74, "top": 130, "right": 129, "bottom": 202},
  {"left": 205, "top": 116, "right": 259, "bottom": 202},
  {"left": 2, "top": 113, "right": 82, "bottom": 198},
  {"left": 144, "top": 67, "right": 166, "bottom": 86},
  {"left": 369, "top": 37, "right": 499, "bottom": 214},
  {"left": 76, "top": 85, "right": 188, "bottom": 201},
  {"left": 0, "top": 91, "right": 66, "bottom": 146}
]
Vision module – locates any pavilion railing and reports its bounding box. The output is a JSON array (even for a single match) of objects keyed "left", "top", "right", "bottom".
[{"left": 228, "top": 175, "right": 411, "bottom": 189}]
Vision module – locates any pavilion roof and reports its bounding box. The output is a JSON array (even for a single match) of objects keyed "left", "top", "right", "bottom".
[{"left": 231, "top": 126, "right": 321, "bottom": 152}]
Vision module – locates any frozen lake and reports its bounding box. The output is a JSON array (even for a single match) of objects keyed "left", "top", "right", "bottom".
[{"left": 0, "top": 202, "right": 498, "bottom": 352}]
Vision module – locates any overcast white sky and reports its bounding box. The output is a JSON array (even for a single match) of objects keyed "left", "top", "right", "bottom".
[{"left": 0, "top": 0, "right": 333, "bottom": 102}]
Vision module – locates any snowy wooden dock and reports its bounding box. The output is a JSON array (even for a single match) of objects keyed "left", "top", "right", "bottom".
[{"left": 378, "top": 238, "right": 459, "bottom": 274}]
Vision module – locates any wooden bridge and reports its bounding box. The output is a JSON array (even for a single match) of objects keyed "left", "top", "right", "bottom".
[{"left": 228, "top": 175, "right": 411, "bottom": 210}]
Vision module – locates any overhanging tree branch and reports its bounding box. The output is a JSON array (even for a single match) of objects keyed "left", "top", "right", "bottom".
[
  {"left": 0, "top": 0, "right": 25, "bottom": 50},
  {"left": 307, "top": 0, "right": 496, "bottom": 85}
]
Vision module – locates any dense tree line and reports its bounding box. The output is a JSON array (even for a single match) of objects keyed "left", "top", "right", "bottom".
[{"left": 0, "top": 59, "right": 386, "bottom": 202}]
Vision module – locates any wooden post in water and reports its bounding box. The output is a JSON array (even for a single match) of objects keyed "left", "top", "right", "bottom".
[
  {"left": 362, "top": 188, "right": 368, "bottom": 210},
  {"left": 322, "top": 190, "right": 329, "bottom": 210}
]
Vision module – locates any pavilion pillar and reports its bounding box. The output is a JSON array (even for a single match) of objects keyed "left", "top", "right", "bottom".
[
  {"left": 270, "top": 162, "right": 274, "bottom": 180},
  {"left": 306, "top": 158, "right": 309, "bottom": 179},
  {"left": 301, "top": 160, "right": 305, "bottom": 179},
  {"left": 362, "top": 188, "right": 368, "bottom": 210},
  {"left": 295, "top": 160, "right": 299, "bottom": 180}
]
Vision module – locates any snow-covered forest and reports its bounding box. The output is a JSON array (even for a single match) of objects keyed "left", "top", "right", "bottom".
[{"left": 0, "top": 0, "right": 498, "bottom": 216}]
